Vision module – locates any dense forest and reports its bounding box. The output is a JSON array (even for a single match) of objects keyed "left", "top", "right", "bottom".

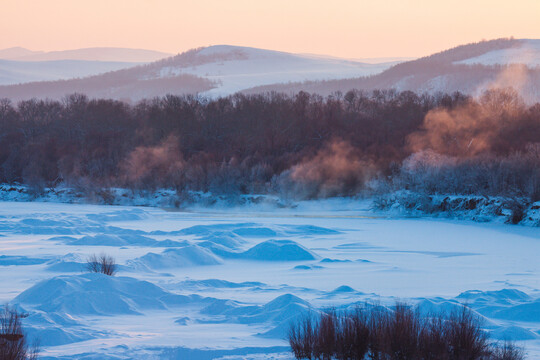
[{"left": 0, "top": 87, "right": 538, "bottom": 201}]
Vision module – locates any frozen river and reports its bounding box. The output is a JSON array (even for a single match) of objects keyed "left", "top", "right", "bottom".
[{"left": 0, "top": 200, "right": 539, "bottom": 359}]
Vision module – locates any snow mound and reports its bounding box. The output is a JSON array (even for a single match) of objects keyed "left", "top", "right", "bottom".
[
  {"left": 178, "top": 279, "right": 265, "bottom": 289},
  {"left": 175, "top": 222, "right": 338, "bottom": 239},
  {"left": 332, "top": 285, "right": 357, "bottom": 293},
  {"left": 0, "top": 255, "right": 48, "bottom": 266},
  {"left": 457, "top": 289, "right": 532, "bottom": 304},
  {"left": 455, "top": 289, "right": 540, "bottom": 323},
  {"left": 12, "top": 219, "right": 80, "bottom": 235},
  {"left": 278, "top": 224, "right": 340, "bottom": 235},
  {"left": 176, "top": 223, "right": 257, "bottom": 236},
  {"left": 416, "top": 299, "right": 471, "bottom": 316},
  {"left": 201, "top": 293, "right": 310, "bottom": 327},
  {"left": 2, "top": 214, "right": 153, "bottom": 235},
  {"left": 293, "top": 264, "right": 324, "bottom": 270},
  {"left": 232, "top": 227, "right": 277, "bottom": 237},
  {"left": 24, "top": 311, "right": 109, "bottom": 346},
  {"left": 128, "top": 245, "right": 222, "bottom": 269},
  {"left": 86, "top": 209, "right": 147, "bottom": 222},
  {"left": 198, "top": 233, "right": 245, "bottom": 249},
  {"left": 56, "top": 234, "right": 186, "bottom": 247},
  {"left": 240, "top": 240, "right": 317, "bottom": 261},
  {"left": 48, "top": 235, "right": 78, "bottom": 243},
  {"left": 70, "top": 234, "right": 151, "bottom": 246},
  {"left": 46, "top": 253, "right": 85, "bottom": 272},
  {"left": 174, "top": 316, "right": 192, "bottom": 325},
  {"left": 490, "top": 300, "right": 540, "bottom": 322},
  {"left": 14, "top": 273, "right": 192, "bottom": 315},
  {"left": 258, "top": 294, "right": 313, "bottom": 338},
  {"left": 320, "top": 258, "right": 352, "bottom": 263},
  {"left": 490, "top": 325, "right": 539, "bottom": 341}
]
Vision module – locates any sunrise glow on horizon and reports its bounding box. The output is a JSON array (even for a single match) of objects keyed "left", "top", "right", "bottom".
[{"left": 2, "top": 0, "right": 540, "bottom": 58}]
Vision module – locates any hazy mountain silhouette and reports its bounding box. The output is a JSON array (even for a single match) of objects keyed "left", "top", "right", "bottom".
[
  {"left": 1, "top": 39, "right": 539, "bottom": 102},
  {"left": 0, "top": 47, "right": 43, "bottom": 59},
  {"left": 0, "top": 59, "right": 142, "bottom": 85},
  {"left": 0, "top": 45, "right": 396, "bottom": 101},
  {"left": 244, "top": 38, "right": 540, "bottom": 102},
  {"left": 0, "top": 47, "right": 172, "bottom": 62}
]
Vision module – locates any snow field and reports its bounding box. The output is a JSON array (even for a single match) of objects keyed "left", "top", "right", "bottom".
[{"left": 0, "top": 201, "right": 539, "bottom": 359}]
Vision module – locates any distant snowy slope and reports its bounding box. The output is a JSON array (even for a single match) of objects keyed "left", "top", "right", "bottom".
[
  {"left": 0, "top": 46, "right": 173, "bottom": 86},
  {"left": 244, "top": 38, "right": 540, "bottom": 102},
  {"left": 0, "top": 45, "right": 398, "bottom": 101},
  {"left": 3, "top": 47, "right": 172, "bottom": 62},
  {"left": 456, "top": 39, "right": 540, "bottom": 67},
  {"left": 161, "top": 45, "right": 396, "bottom": 96},
  {"left": 4, "top": 40, "right": 538, "bottom": 102},
  {"left": 0, "top": 59, "right": 140, "bottom": 85}
]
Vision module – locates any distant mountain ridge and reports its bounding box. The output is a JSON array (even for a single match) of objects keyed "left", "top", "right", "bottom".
[
  {"left": 0, "top": 47, "right": 43, "bottom": 59},
  {"left": 0, "top": 46, "right": 172, "bottom": 62},
  {"left": 0, "top": 59, "right": 141, "bottom": 86},
  {"left": 0, "top": 46, "right": 174, "bottom": 87},
  {"left": 244, "top": 38, "right": 540, "bottom": 102},
  {"left": 0, "top": 45, "right": 397, "bottom": 101},
  {"left": 0, "top": 39, "right": 539, "bottom": 102}
]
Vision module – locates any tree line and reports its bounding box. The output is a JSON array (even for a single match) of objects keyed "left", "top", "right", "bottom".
[{"left": 0, "top": 87, "right": 538, "bottom": 201}]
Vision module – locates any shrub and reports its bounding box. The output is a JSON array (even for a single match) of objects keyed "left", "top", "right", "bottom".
[
  {"left": 86, "top": 253, "right": 117, "bottom": 276},
  {"left": 289, "top": 314, "right": 316, "bottom": 360},
  {"left": 447, "top": 305, "right": 490, "bottom": 360},
  {"left": 288, "top": 303, "right": 524, "bottom": 360},
  {"left": 490, "top": 341, "right": 524, "bottom": 360},
  {"left": 335, "top": 307, "right": 369, "bottom": 360},
  {"left": 0, "top": 305, "right": 39, "bottom": 360}
]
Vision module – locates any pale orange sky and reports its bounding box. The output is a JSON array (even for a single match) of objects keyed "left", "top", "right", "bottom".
[{"left": 1, "top": 0, "right": 539, "bottom": 59}]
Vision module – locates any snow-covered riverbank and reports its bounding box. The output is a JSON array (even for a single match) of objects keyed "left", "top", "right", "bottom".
[{"left": 0, "top": 200, "right": 539, "bottom": 359}]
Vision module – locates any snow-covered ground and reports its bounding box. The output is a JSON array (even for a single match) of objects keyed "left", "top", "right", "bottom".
[
  {"left": 456, "top": 39, "right": 540, "bottom": 68},
  {"left": 158, "top": 45, "right": 397, "bottom": 96},
  {"left": 1, "top": 200, "right": 540, "bottom": 359}
]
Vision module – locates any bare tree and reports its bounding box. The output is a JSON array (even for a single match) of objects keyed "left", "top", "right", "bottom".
[{"left": 86, "top": 253, "right": 117, "bottom": 276}]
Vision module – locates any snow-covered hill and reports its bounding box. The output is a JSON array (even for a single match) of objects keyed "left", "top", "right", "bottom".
[
  {"left": 2, "top": 39, "right": 539, "bottom": 102},
  {"left": 160, "top": 45, "right": 397, "bottom": 96},
  {"left": 0, "top": 46, "right": 173, "bottom": 86},
  {"left": 0, "top": 45, "right": 398, "bottom": 101},
  {"left": 244, "top": 38, "right": 540, "bottom": 102},
  {"left": 456, "top": 39, "right": 540, "bottom": 67}
]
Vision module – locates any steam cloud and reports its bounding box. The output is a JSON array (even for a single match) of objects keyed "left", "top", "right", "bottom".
[
  {"left": 123, "top": 136, "right": 184, "bottom": 187},
  {"left": 408, "top": 88, "right": 527, "bottom": 157},
  {"left": 285, "top": 140, "right": 376, "bottom": 198}
]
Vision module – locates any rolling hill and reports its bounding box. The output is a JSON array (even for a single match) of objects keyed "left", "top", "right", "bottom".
[
  {"left": 0, "top": 39, "right": 539, "bottom": 102},
  {"left": 0, "top": 46, "right": 174, "bottom": 87},
  {"left": 0, "top": 45, "right": 398, "bottom": 101},
  {"left": 244, "top": 38, "right": 540, "bottom": 103},
  {"left": 0, "top": 59, "right": 142, "bottom": 85}
]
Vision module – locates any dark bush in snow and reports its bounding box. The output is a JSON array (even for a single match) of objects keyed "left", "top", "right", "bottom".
[
  {"left": 86, "top": 253, "right": 117, "bottom": 276},
  {"left": 0, "top": 305, "right": 39, "bottom": 360},
  {"left": 288, "top": 303, "right": 524, "bottom": 360}
]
